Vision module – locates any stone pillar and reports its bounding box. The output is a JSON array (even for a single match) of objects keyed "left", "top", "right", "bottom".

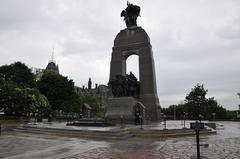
[
  {"left": 109, "top": 50, "right": 126, "bottom": 80},
  {"left": 138, "top": 45, "right": 160, "bottom": 121}
]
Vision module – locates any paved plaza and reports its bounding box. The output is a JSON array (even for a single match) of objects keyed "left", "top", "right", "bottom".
[{"left": 0, "top": 121, "right": 239, "bottom": 159}]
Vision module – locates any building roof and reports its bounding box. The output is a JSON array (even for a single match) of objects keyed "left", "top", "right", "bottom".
[
  {"left": 46, "top": 61, "right": 59, "bottom": 73},
  {"left": 98, "top": 84, "right": 109, "bottom": 93}
]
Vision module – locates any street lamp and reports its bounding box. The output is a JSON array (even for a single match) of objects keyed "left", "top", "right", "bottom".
[
  {"left": 173, "top": 105, "right": 176, "bottom": 120},
  {"left": 212, "top": 113, "right": 216, "bottom": 121},
  {"left": 237, "top": 93, "right": 240, "bottom": 110},
  {"left": 237, "top": 93, "right": 240, "bottom": 119},
  {"left": 199, "top": 114, "right": 204, "bottom": 123},
  {"left": 0, "top": 110, "right": 3, "bottom": 136},
  {"left": 183, "top": 112, "right": 188, "bottom": 129}
]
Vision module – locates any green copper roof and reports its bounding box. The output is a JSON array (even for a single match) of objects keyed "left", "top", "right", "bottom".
[{"left": 46, "top": 61, "right": 59, "bottom": 73}]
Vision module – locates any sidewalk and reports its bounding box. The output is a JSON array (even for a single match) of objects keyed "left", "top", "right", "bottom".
[{"left": 0, "top": 121, "right": 239, "bottom": 159}]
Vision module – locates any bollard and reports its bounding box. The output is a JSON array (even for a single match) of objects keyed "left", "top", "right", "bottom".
[
  {"left": 183, "top": 118, "right": 186, "bottom": 129},
  {"left": 120, "top": 115, "right": 124, "bottom": 128},
  {"left": 164, "top": 119, "right": 167, "bottom": 130},
  {"left": 139, "top": 115, "right": 143, "bottom": 129},
  {"left": 196, "top": 129, "right": 200, "bottom": 158},
  {"left": 146, "top": 115, "right": 149, "bottom": 125},
  {"left": 163, "top": 115, "right": 167, "bottom": 130}
]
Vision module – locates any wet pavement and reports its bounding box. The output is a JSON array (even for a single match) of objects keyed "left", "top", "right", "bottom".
[{"left": 0, "top": 121, "right": 239, "bottom": 159}]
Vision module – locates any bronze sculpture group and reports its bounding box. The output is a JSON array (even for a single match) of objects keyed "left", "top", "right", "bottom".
[{"left": 108, "top": 72, "right": 140, "bottom": 98}]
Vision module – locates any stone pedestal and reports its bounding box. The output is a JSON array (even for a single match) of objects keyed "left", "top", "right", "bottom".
[
  {"left": 108, "top": 27, "right": 161, "bottom": 121},
  {"left": 105, "top": 97, "right": 137, "bottom": 124}
]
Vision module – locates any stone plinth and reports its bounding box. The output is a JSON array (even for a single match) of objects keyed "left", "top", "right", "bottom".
[{"left": 105, "top": 97, "right": 137, "bottom": 124}]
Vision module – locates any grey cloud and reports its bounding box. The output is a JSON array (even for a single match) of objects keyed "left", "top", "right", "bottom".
[{"left": 0, "top": 0, "right": 240, "bottom": 110}]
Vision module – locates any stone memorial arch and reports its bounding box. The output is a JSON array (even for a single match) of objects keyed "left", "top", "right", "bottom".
[{"left": 105, "top": 2, "right": 161, "bottom": 122}]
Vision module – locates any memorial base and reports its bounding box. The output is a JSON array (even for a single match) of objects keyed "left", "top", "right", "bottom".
[{"left": 105, "top": 97, "right": 139, "bottom": 124}]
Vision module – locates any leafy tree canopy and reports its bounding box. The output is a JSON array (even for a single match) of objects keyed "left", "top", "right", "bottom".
[
  {"left": 185, "top": 84, "right": 207, "bottom": 104},
  {"left": 0, "top": 82, "right": 49, "bottom": 116},
  {"left": 79, "top": 95, "right": 101, "bottom": 117},
  {"left": 37, "top": 71, "right": 76, "bottom": 112},
  {"left": 0, "top": 62, "right": 35, "bottom": 88},
  {"left": 162, "top": 84, "right": 227, "bottom": 120}
]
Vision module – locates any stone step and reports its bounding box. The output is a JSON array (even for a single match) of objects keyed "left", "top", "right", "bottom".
[
  {"left": 24, "top": 125, "right": 125, "bottom": 133},
  {"left": 13, "top": 126, "right": 133, "bottom": 140},
  {"left": 129, "top": 128, "right": 216, "bottom": 138},
  {"left": 129, "top": 128, "right": 194, "bottom": 134},
  {"left": 18, "top": 126, "right": 131, "bottom": 136},
  {"left": 14, "top": 129, "right": 132, "bottom": 140}
]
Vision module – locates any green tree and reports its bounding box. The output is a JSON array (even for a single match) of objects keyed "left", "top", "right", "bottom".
[
  {"left": 79, "top": 95, "right": 102, "bottom": 117},
  {"left": 163, "top": 84, "right": 227, "bottom": 120},
  {"left": 206, "top": 97, "right": 227, "bottom": 119},
  {"left": 185, "top": 84, "right": 208, "bottom": 119},
  {"left": 0, "top": 82, "right": 49, "bottom": 117},
  {"left": 37, "top": 71, "right": 76, "bottom": 115},
  {"left": 0, "top": 62, "right": 49, "bottom": 117},
  {"left": 24, "top": 88, "right": 50, "bottom": 118},
  {"left": 0, "top": 62, "right": 35, "bottom": 87},
  {"left": 63, "top": 92, "right": 81, "bottom": 116},
  {"left": 161, "top": 104, "right": 186, "bottom": 119},
  {"left": 185, "top": 84, "right": 226, "bottom": 120}
]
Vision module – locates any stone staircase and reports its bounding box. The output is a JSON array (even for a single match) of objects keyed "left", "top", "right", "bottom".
[
  {"left": 12, "top": 125, "right": 216, "bottom": 140},
  {"left": 12, "top": 126, "right": 133, "bottom": 140},
  {"left": 128, "top": 128, "right": 216, "bottom": 138}
]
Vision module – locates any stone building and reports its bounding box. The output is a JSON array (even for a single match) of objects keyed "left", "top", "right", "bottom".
[
  {"left": 75, "top": 78, "right": 109, "bottom": 110},
  {"left": 31, "top": 50, "right": 59, "bottom": 80},
  {"left": 31, "top": 52, "right": 109, "bottom": 112}
]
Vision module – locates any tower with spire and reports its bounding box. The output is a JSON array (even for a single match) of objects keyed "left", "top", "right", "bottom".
[{"left": 45, "top": 48, "right": 59, "bottom": 73}]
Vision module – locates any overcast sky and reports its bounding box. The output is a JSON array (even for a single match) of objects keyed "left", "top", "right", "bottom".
[{"left": 0, "top": 0, "right": 239, "bottom": 110}]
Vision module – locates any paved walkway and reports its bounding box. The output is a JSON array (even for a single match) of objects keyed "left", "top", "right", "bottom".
[
  {"left": 0, "top": 121, "right": 239, "bottom": 159},
  {"left": 160, "top": 137, "right": 240, "bottom": 159},
  {"left": 0, "top": 133, "right": 108, "bottom": 159},
  {"left": 62, "top": 137, "right": 240, "bottom": 159}
]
